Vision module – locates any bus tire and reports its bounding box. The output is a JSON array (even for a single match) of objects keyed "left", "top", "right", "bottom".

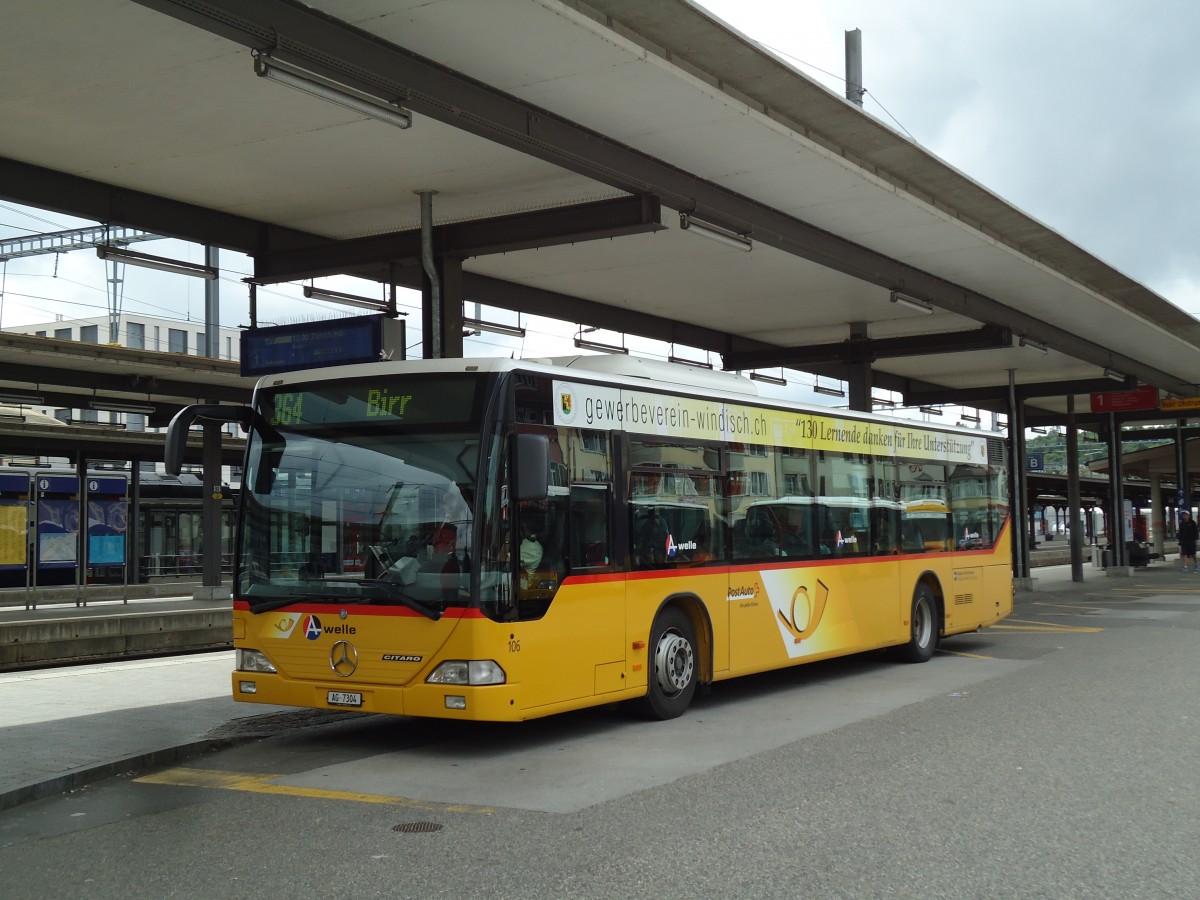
[
  {"left": 894, "top": 582, "right": 938, "bottom": 663},
  {"left": 635, "top": 606, "right": 697, "bottom": 720}
]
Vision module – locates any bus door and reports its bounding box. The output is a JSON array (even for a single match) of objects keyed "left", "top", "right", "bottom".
[
  {"left": 0, "top": 472, "right": 32, "bottom": 589},
  {"left": 565, "top": 481, "right": 625, "bottom": 695},
  {"left": 507, "top": 411, "right": 625, "bottom": 710}
]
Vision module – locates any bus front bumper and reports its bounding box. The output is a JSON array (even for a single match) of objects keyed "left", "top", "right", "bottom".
[{"left": 231, "top": 673, "right": 524, "bottom": 721}]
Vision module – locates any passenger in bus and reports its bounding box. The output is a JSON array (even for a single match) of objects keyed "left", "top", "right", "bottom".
[
  {"left": 746, "top": 509, "right": 784, "bottom": 558},
  {"left": 519, "top": 518, "right": 544, "bottom": 574},
  {"left": 634, "top": 508, "right": 670, "bottom": 566},
  {"left": 822, "top": 514, "right": 859, "bottom": 555},
  {"left": 778, "top": 508, "right": 813, "bottom": 558},
  {"left": 688, "top": 515, "right": 713, "bottom": 563},
  {"left": 577, "top": 510, "right": 608, "bottom": 566}
]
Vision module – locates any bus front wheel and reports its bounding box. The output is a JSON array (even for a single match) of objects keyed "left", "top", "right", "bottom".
[
  {"left": 635, "top": 607, "right": 697, "bottom": 719},
  {"left": 894, "top": 583, "right": 938, "bottom": 663}
]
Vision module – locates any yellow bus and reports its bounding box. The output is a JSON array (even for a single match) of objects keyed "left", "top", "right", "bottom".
[{"left": 167, "top": 355, "right": 1012, "bottom": 721}]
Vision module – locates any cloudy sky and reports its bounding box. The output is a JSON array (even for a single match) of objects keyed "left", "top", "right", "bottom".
[
  {"left": 2, "top": 0, "right": 1198, "bottom": 342},
  {"left": 698, "top": 0, "right": 1200, "bottom": 315}
]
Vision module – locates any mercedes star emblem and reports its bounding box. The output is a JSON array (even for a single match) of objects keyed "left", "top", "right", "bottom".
[{"left": 330, "top": 640, "right": 359, "bottom": 677}]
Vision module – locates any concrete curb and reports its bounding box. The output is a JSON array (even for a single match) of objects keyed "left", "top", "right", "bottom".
[{"left": 0, "top": 737, "right": 240, "bottom": 812}]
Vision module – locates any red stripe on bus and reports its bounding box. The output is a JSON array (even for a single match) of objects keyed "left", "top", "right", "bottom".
[{"left": 233, "top": 601, "right": 483, "bottom": 619}]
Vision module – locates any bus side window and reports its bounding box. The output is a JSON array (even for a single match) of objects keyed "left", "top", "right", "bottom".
[
  {"left": 633, "top": 506, "right": 669, "bottom": 568},
  {"left": 901, "top": 521, "right": 925, "bottom": 553},
  {"left": 569, "top": 484, "right": 611, "bottom": 569}
]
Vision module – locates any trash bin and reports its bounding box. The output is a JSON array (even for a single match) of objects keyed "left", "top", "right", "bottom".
[{"left": 1101, "top": 549, "right": 1113, "bottom": 568}]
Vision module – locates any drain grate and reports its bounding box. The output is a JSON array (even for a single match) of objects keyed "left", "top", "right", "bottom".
[{"left": 393, "top": 821, "right": 444, "bottom": 834}]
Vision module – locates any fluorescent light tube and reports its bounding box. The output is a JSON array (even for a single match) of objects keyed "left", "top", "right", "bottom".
[
  {"left": 889, "top": 292, "right": 934, "bottom": 314},
  {"left": 254, "top": 55, "right": 412, "bottom": 129},
  {"left": 679, "top": 214, "right": 752, "bottom": 251},
  {"left": 0, "top": 391, "right": 45, "bottom": 405},
  {"left": 96, "top": 246, "right": 217, "bottom": 280},
  {"left": 89, "top": 400, "right": 155, "bottom": 414},
  {"left": 749, "top": 371, "right": 787, "bottom": 386},
  {"left": 462, "top": 317, "right": 526, "bottom": 338},
  {"left": 814, "top": 383, "right": 846, "bottom": 398},
  {"left": 303, "top": 285, "right": 393, "bottom": 312},
  {"left": 1019, "top": 337, "right": 1048, "bottom": 354},
  {"left": 574, "top": 337, "right": 628, "bottom": 355},
  {"left": 668, "top": 354, "right": 713, "bottom": 369}
]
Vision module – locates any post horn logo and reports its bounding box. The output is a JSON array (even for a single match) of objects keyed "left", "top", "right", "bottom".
[
  {"left": 330, "top": 640, "right": 359, "bottom": 677},
  {"left": 777, "top": 580, "right": 830, "bottom": 644}
]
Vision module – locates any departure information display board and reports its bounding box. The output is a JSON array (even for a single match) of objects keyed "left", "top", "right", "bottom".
[{"left": 240, "top": 315, "right": 405, "bottom": 377}]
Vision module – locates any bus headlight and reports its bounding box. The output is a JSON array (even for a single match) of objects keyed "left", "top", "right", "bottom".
[
  {"left": 236, "top": 649, "right": 277, "bottom": 674},
  {"left": 426, "top": 660, "right": 506, "bottom": 685}
]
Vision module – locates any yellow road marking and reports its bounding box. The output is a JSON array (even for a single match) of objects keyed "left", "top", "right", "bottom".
[
  {"left": 937, "top": 648, "right": 996, "bottom": 659},
  {"left": 1032, "top": 601, "right": 1106, "bottom": 612},
  {"left": 135, "top": 767, "right": 494, "bottom": 814},
  {"left": 990, "top": 618, "right": 1103, "bottom": 634}
]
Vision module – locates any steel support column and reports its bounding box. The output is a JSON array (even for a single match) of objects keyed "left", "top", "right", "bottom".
[
  {"left": 1008, "top": 370, "right": 1028, "bottom": 582},
  {"left": 1108, "top": 413, "right": 1126, "bottom": 568},
  {"left": 200, "top": 423, "right": 224, "bottom": 595},
  {"left": 1176, "top": 419, "right": 1189, "bottom": 513},
  {"left": 438, "top": 256, "right": 464, "bottom": 360},
  {"left": 1066, "top": 395, "right": 1083, "bottom": 582},
  {"left": 846, "top": 322, "right": 871, "bottom": 412},
  {"left": 205, "top": 246, "right": 220, "bottom": 359}
]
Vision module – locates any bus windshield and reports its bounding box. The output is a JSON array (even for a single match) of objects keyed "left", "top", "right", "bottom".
[{"left": 237, "top": 374, "right": 490, "bottom": 615}]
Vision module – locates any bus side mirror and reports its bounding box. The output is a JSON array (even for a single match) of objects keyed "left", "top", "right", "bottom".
[
  {"left": 165, "top": 404, "right": 252, "bottom": 475},
  {"left": 514, "top": 433, "right": 550, "bottom": 501}
]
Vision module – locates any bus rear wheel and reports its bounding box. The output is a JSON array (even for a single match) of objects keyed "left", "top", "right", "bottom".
[
  {"left": 894, "top": 583, "right": 938, "bottom": 663},
  {"left": 635, "top": 606, "right": 697, "bottom": 720}
]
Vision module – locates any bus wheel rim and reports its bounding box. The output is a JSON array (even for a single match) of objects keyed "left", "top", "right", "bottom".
[
  {"left": 654, "top": 629, "right": 694, "bottom": 696},
  {"left": 915, "top": 597, "right": 932, "bottom": 645}
]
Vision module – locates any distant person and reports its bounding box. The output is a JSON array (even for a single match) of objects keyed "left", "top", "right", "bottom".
[{"left": 1178, "top": 510, "right": 1198, "bottom": 572}]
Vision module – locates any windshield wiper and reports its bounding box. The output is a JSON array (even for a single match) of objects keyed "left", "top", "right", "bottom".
[
  {"left": 247, "top": 596, "right": 312, "bottom": 615},
  {"left": 244, "top": 578, "right": 442, "bottom": 620},
  {"left": 365, "top": 580, "right": 444, "bottom": 621}
]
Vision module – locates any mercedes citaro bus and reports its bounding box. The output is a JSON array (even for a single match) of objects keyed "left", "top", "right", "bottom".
[{"left": 167, "top": 354, "right": 1011, "bottom": 722}]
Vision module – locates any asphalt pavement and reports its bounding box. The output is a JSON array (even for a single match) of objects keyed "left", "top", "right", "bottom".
[{"left": 0, "top": 558, "right": 1181, "bottom": 812}]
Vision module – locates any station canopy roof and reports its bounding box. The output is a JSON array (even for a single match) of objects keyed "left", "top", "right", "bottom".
[{"left": 3, "top": 0, "right": 1200, "bottom": 428}]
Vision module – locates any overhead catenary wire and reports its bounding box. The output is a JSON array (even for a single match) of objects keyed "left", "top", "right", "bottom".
[{"left": 756, "top": 40, "right": 918, "bottom": 144}]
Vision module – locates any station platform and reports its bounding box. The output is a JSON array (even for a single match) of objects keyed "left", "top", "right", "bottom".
[
  {"left": 0, "top": 555, "right": 1188, "bottom": 812},
  {"left": 0, "top": 593, "right": 232, "bottom": 670}
]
